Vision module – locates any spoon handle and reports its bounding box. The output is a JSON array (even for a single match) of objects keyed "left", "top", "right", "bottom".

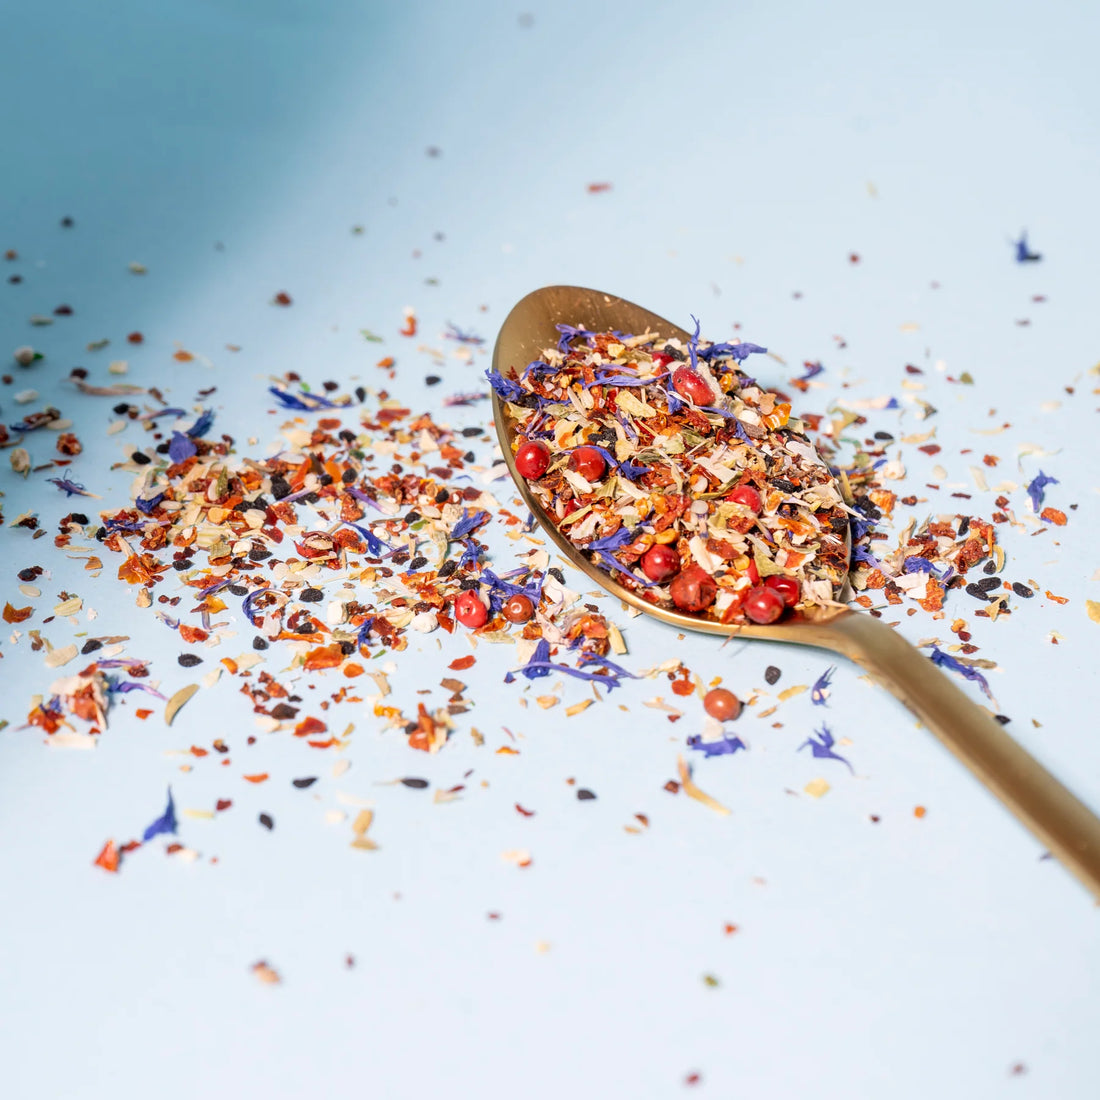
[{"left": 812, "top": 610, "right": 1100, "bottom": 900}]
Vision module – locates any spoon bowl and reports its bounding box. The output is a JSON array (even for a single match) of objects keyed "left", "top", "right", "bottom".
[{"left": 492, "top": 284, "right": 1100, "bottom": 901}]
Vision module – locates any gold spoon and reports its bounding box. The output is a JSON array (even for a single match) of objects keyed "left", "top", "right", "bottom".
[{"left": 491, "top": 284, "right": 1100, "bottom": 901}]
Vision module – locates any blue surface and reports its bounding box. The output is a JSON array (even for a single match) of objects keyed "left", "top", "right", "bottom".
[{"left": 2, "top": 2, "right": 1099, "bottom": 1097}]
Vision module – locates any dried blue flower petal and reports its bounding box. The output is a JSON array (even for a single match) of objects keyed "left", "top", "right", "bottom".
[
  {"left": 1026, "top": 470, "right": 1058, "bottom": 512},
  {"left": 798, "top": 724, "right": 853, "bottom": 772},
  {"left": 697, "top": 341, "right": 768, "bottom": 362},
  {"left": 554, "top": 323, "right": 596, "bottom": 352},
  {"left": 522, "top": 359, "right": 558, "bottom": 380},
  {"left": 135, "top": 493, "right": 165, "bottom": 515},
  {"left": 450, "top": 508, "right": 489, "bottom": 540},
  {"left": 1012, "top": 231, "right": 1042, "bottom": 263},
  {"left": 811, "top": 666, "right": 835, "bottom": 706},
  {"left": 186, "top": 408, "right": 215, "bottom": 439},
  {"left": 47, "top": 477, "right": 94, "bottom": 497},
  {"left": 443, "top": 322, "right": 485, "bottom": 345},
  {"left": 928, "top": 646, "right": 993, "bottom": 699},
  {"left": 242, "top": 587, "right": 283, "bottom": 626},
  {"left": 851, "top": 545, "right": 881, "bottom": 568},
  {"left": 142, "top": 788, "right": 178, "bottom": 841},
  {"left": 484, "top": 367, "right": 526, "bottom": 403},
  {"left": 356, "top": 617, "right": 376, "bottom": 646},
  {"left": 687, "top": 733, "right": 747, "bottom": 757},
  {"left": 798, "top": 360, "right": 824, "bottom": 381},
  {"left": 168, "top": 431, "right": 197, "bottom": 463}
]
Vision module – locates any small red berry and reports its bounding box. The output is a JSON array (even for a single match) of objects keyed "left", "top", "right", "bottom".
[
  {"left": 727, "top": 485, "right": 762, "bottom": 513},
  {"left": 703, "top": 688, "right": 741, "bottom": 721},
  {"left": 764, "top": 574, "right": 800, "bottom": 607},
  {"left": 669, "top": 564, "right": 717, "bottom": 612},
  {"left": 641, "top": 543, "right": 681, "bottom": 582},
  {"left": 672, "top": 366, "right": 714, "bottom": 406},
  {"left": 515, "top": 440, "right": 551, "bottom": 479},
  {"left": 502, "top": 594, "right": 534, "bottom": 623},
  {"left": 454, "top": 590, "right": 488, "bottom": 628},
  {"left": 569, "top": 445, "right": 606, "bottom": 482},
  {"left": 742, "top": 585, "right": 785, "bottom": 624}
]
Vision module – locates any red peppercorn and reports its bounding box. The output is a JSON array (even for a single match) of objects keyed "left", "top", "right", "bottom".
[
  {"left": 569, "top": 445, "right": 606, "bottom": 482},
  {"left": 669, "top": 564, "right": 717, "bottom": 612},
  {"left": 703, "top": 688, "right": 741, "bottom": 721},
  {"left": 515, "top": 440, "right": 551, "bottom": 479},
  {"left": 727, "top": 485, "right": 762, "bottom": 513},
  {"left": 672, "top": 366, "right": 714, "bottom": 406},
  {"left": 454, "top": 590, "right": 488, "bottom": 628},
  {"left": 764, "top": 574, "right": 800, "bottom": 607},
  {"left": 641, "top": 543, "right": 680, "bottom": 582},
  {"left": 502, "top": 594, "right": 534, "bottom": 623},
  {"left": 742, "top": 585, "right": 785, "bottom": 624}
]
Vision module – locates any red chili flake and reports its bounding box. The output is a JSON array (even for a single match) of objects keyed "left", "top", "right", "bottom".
[
  {"left": 178, "top": 624, "right": 209, "bottom": 643},
  {"left": 273, "top": 292, "right": 292, "bottom": 306},
  {"left": 515, "top": 803, "right": 536, "bottom": 817},
  {"left": 684, "top": 1071, "right": 702, "bottom": 1087},
  {"left": 135, "top": 708, "right": 153, "bottom": 720},
  {"left": 399, "top": 314, "right": 417, "bottom": 337},
  {"left": 723, "top": 923, "right": 739, "bottom": 935},
  {"left": 243, "top": 773, "right": 270, "bottom": 784},
  {"left": 127, "top": 332, "right": 144, "bottom": 344},
  {"left": 664, "top": 780, "right": 681, "bottom": 794},
  {"left": 2, "top": 603, "right": 33, "bottom": 623},
  {"left": 982, "top": 454, "right": 999, "bottom": 467},
  {"left": 918, "top": 444, "right": 941, "bottom": 456},
  {"left": 215, "top": 799, "right": 233, "bottom": 811},
  {"left": 93, "top": 839, "right": 121, "bottom": 873},
  {"left": 848, "top": 252, "right": 860, "bottom": 263},
  {"left": 1040, "top": 507, "right": 1067, "bottom": 526},
  {"left": 189, "top": 746, "right": 208, "bottom": 756},
  {"left": 913, "top": 805, "right": 927, "bottom": 818},
  {"left": 303, "top": 643, "right": 345, "bottom": 670},
  {"left": 294, "top": 716, "right": 327, "bottom": 738},
  {"left": 1044, "top": 590, "right": 1069, "bottom": 605},
  {"left": 448, "top": 655, "right": 476, "bottom": 671},
  {"left": 586, "top": 182, "right": 612, "bottom": 193}
]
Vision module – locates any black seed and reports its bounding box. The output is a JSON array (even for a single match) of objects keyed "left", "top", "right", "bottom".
[
  {"left": 69, "top": 512, "right": 89, "bottom": 525},
  {"left": 982, "top": 559, "right": 997, "bottom": 575},
  {"left": 342, "top": 468, "right": 357, "bottom": 483},
  {"left": 461, "top": 427, "right": 484, "bottom": 437},
  {"left": 764, "top": 665, "right": 782, "bottom": 685},
  {"left": 355, "top": 386, "right": 366, "bottom": 403},
  {"left": 172, "top": 559, "right": 191, "bottom": 571},
  {"left": 577, "top": 788, "right": 597, "bottom": 801},
  {"left": 270, "top": 474, "right": 291, "bottom": 499},
  {"left": 339, "top": 429, "right": 356, "bottom": 444},
  {"left": 112, "top": 403, "right": 131, "bottom": 415},
  {"left": 994, "top": 714, "right": 1011, "bottom": 725},
  {"left": 297, "top": 623, "right": 316, "bottom": 634},
  {"left": 404, "top": 511, "right": 422, "bottom": 524},
  {"left": 1012, "top": 582, "right": 1033, "bottom": 598},
  {"left": 408, "top": 556, "right": 428, "bottom": 570},
  {"left": 771, "top": 478, "right": 797, "bottom": 493},
  {"left": 319, "top": 474, "right": 333, "bottom": 486},
  {"left": 957, "top": 516, "right": 970, "bottom": 536},
  {"left": 435, "top": 488, "right": 450, "bottom": 504},
  {"left": 249, "top": 547, "right": 271, "bottom": 562},
  {"left": 339, "top": 640, "right": 355, "bottom": 656},
  {"left": 459, "top": 578, "right": 481, "bottom": 591},
  {"left": 259, "top": 813, "right": 274, "bottom": 830},
  {"left": 391, "top": 552, "right": 410, "bottom": 565},
  {"left": 438, "top": 560, "right": 457, "bottom": 578},
  {"left": 178, "top": 653, "right": 203, "bottom": 667},
  {"left": 95, "top": 527, "right": 107, "bottom": 540},
  {"left": 965, "top": 583, "right": 991, "bottom": 602},
  {"left": 303, "top": 491, "right": 320, "bottom": 504},
  {"left": 873, "top": 431, "right": 894, "bottom": 441},
  {"left": 464, "top": 451, "right": 475, "bottom": 462},
  {"left": 155, "top": 442, "right": 170, "bottom": 454},
  {"left": 17, "top": 567, "right": 40, "bottom": 581},
  {"left": 548, "top": 567, "right": 565, "bottom": 584},
  {"left": 81, "top": 639, "right": 103, "bottom": 654},
  {"left": 425, "top": 375, "right": 442, "bottom": 386},
  {"left": 253, "top": 636, "right": 269, "bottom": 650},
  {"left": 60, "top": 216, "right": 74, "bottom": 227},
  {"left": 270, "top": 703, "right": 298, "bottom": 719},
  {"left": 401, "top": 778, "right": 429, "bottom": 789},
  {"left": 300, "top": 588, "right": 323, "bottom": 602},
  {"left": 132, "top": 451, "right": 151, "bottom": 465},
  {"left": 227, "top": 584, "right": 247, "bottom": 597},
  {"left": 662, "top": 343, "right": 686, "bottom": 361},
  {"left": 292, "top": 777, "right": 317, "bottom": 789},
  {"left": 977, "top": 576, "right": 1000, "bottom": 591}
]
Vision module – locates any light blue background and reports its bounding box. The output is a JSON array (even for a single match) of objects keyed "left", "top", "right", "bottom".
[{"left": 2, "top": 2, "right": 1098, "bottom": 1098}]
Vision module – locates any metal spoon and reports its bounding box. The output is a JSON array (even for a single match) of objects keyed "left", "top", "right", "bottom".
[{"left": 491, "top": 284, "right": 1100, "bottom": 901}]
